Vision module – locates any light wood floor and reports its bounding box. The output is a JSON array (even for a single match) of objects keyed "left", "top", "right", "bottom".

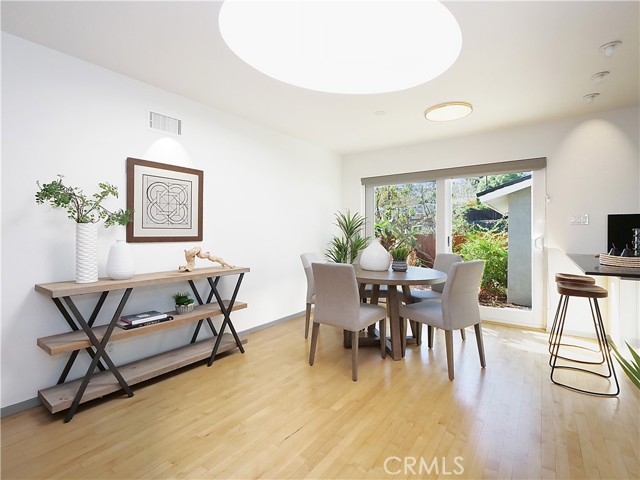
[{"left": 2, "top": 317, "right": 639, "bottom": 479}]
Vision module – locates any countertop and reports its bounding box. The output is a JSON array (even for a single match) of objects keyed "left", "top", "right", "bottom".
[{"left": 568, "top": 254, "right": 640, "bottom": 280}]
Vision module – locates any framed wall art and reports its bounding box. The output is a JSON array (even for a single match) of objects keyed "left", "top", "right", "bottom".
[{"left": 126, "top": 158, "right": 203, "bottom": 242}]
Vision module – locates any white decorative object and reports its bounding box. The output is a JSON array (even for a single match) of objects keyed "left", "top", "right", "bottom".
[
  {"left": 359, "top": 238, "right": 391, "bottom": 271},
  {"left": 107, "top": 240, "right": 135, "bottom": 280},
  {"left": 75, "top": 223, "right": 99, "bottom": 283}
]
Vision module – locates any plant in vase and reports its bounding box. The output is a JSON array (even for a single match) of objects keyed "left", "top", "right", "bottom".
[
  {"left": 326, "top": 210, "right": 369, "bottom": 264},
  {"left": 390, "top": 245, "right": 410, "bottom": 272},
  {"left": 173, "top": 292, "right": 195, "bottom": 315},
  {"left": 610, "top": 341, "right": 640, "bottom": 389},
  {"left": 35, "top": 175, "right": 133, "bottom": 283}
]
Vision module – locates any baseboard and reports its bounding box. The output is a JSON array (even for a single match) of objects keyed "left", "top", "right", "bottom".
[
  {"left": 1, "top": 312, "right": 305, "bottom": 418},
  {"left": 1, "top": 397, "right": 42, "bottom": 418}
]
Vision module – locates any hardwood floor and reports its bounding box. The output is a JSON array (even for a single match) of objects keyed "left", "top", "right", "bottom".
[{"left": 2, "top": 317, "right": 639, "bottom": 479}]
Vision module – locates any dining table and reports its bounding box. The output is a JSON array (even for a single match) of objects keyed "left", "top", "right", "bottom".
[{"left": 353, "top": 265, "right": 447, "bottom": 360}]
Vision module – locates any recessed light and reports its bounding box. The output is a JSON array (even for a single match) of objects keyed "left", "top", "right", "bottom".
[
  {"left": 219, "top": 0, "right": 462, "bottom": 95},
  {"left": 583, "top": 93, "right": 600, "bottom": 104},
  {"left": 425, "top": 102, "right": 473, "bottom": 121},
  {"left": 600, "top": 41, "right": 622, "bottom": 57},
  {"left": 591, "top": 71, "right": 610, "bottom": 84}
]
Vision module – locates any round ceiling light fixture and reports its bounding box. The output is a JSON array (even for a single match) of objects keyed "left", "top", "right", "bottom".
[
  {"left": 219, "top": 0, "right": 462, "bottom": 95},
  {"left": 425, "top": 102, "right": 473, "bottom": 121}
]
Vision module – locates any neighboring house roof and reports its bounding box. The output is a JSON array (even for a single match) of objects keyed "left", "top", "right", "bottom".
[{"left": 476, "top": 175, "right": 532, "bottom": 215}]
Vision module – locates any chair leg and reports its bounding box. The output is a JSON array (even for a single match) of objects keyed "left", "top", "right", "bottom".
[
  {"left": 351, "top": 330, "right": 359, "bottom": 381},
  {"left": 427, "top": 325, "right": 434, "bottom": 349},
  {"left": 460, "top": 328, "right": 466, "bottom": 341},
  {"left": 380, "top": 318, "right": 386, "bottom": 359},
  {"left": 445, "top": 330, "right": 455, "bottom": 380},
  {"left": 309, "top": 322, "right": 320, "bottom": 366},
  {"left": 474, "top": 323, "right": 486, "bottom": 368},
  {"left": 304, "top": 303, "right": 312, "bottom": 339}
]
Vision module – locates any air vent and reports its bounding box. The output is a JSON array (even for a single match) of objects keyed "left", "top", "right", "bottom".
[{"left": 149, "top": 111, "right": 182, "bottom": 135}]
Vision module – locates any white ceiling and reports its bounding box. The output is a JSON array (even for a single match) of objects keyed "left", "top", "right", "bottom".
[{"left": 2, "top": 1, "right": 639, "bottom": 155}]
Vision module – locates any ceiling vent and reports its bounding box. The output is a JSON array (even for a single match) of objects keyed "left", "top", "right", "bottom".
[{"left": 149, "top": 111, "right": 182, "bottom": 136}]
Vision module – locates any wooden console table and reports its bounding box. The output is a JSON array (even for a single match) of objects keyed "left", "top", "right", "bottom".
[{"left": 35, "top": 266, "right": 249, "bottom": 422}]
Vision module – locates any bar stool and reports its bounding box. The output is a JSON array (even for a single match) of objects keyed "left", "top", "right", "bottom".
[
  {"left": 549, "top": 281, "right": 619, "bottom": 396},
  {"left": 548, "top": 273, "right": 601, "bottom": 362}
]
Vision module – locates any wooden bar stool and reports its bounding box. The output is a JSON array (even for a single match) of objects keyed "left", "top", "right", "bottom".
[
  {"left": 549, "top": 281, "right": 619, "bottom": 396},
  {"left": 548, "top": 273, "right": 600, "bottom": 361}
]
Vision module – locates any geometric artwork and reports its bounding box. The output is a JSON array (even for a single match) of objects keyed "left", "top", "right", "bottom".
[
  {"left": 142, "top": 174, "right": 192, "bottom": 229},
  {"left": 126, "top": 158, "right": 203, "bottom": 242}
]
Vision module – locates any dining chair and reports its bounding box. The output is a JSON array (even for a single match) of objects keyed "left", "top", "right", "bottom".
[
  {"left": 400, "top": 260, "right": 486, "bottom": 380},
  {"left": 310, "top": 262, "right": 387, "bottom": 381},
  {"left": 410, "top": 253, "right": 466, "bottom": 341},
  {"left": 300, "top": 252, "right": 321, "bottom": 338}
]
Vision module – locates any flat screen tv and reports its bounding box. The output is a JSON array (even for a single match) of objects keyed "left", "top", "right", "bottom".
[{"left": 607, "top": 214, "right": 640, "bottom": 253}]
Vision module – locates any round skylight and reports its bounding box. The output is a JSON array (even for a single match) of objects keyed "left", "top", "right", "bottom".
[{"left": 218, "top": 0, "right": 462, "bottom": 95}]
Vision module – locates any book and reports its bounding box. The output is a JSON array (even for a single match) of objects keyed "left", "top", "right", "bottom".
[
  {"left": 116, "top": 316, "right": 173, "bottom": 330},
  {"left": 120, "top": 310, "right": 169, "bottom": 325}
]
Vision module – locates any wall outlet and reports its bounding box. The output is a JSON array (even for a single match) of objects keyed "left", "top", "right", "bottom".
[
  {"left": 570, "top": 214, "right": 589, "bottom": 225},
  {"left": 107, "top": 343, "right": 114, "bottom": 354}
]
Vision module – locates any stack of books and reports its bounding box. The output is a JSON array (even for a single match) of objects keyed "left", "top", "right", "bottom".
[{"left": 116, "top": 310, "right": 173, "bottom": 330}]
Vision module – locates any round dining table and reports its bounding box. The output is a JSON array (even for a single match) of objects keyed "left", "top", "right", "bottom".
[{"left": 353, "top": 265, "right": 447, "bottom": 360}]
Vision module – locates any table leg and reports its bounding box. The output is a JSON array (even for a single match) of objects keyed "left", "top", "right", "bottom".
[
  {"left": 387, "top": 285, "right": 403, "bottom": 360},
  {"left": 62, "top": 289, "right": 134, "bottom": 422},
  {"left": 208, "top": 273, "right": 245, "bottom": 365},
  {"left": 189, "top": 279, "right": 219, "bottom": 344}
]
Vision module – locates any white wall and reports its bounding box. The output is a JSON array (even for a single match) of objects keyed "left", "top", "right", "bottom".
[
  {"left": 342, "top": 107, "right": 640, "bottom": 334},
  {"left": 1, "top": 33, "right": 341, "bottom": 408}
]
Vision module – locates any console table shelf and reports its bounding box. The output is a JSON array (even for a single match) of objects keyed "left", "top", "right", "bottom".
[
  {"left": 39, "top": 334, "right": 247, "bottom": 414},
  {"left": 35, "top": 266, "right": 249, "bottom": 422},
  {"left": 37, "top": 301, "right": 247, "bottom": 355}
]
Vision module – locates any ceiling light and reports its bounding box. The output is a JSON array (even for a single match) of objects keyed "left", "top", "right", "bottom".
[
  {"left": 583, "top": 93, "right": 600, "bottom": 104},
  {"left": 600, "top": 41, "right": 622, "bottom": 57},
  {"left": 219, "top": 0, "right": 462, "bottom": 95},
  {"left": 591, "top": 71, "right": 610, "bottom": 84},
  {"left": 425, "top": 102, "right": 473, "bottom": 121}
]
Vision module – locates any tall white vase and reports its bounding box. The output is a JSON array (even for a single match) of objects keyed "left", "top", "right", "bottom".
[
  {"left": 107, "top": 240, "right": 135, "bottom": 280},
  {"left": 75, "top": 223, "right": 99, "bottom": 283},
  {"left": 359, "top": 238, "right": 391, "bottom": 271}
]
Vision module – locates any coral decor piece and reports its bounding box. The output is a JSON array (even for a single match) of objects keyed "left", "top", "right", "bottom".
[{"left": 178, "top": 246, "right": 234, "bottom": 272}]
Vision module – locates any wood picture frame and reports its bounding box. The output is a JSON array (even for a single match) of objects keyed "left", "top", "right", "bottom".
[{"left": 126, "top": 158, "right": 203, "bottom": 243}]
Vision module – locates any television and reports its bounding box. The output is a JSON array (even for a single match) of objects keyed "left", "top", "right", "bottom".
[{"left": 607, "top": 214, "right": 640, "bottom": 253}]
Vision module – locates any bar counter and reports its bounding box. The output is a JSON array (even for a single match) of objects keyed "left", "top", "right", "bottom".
[{"left": 568, "top": 254, "right": 640, "bottom": 280}]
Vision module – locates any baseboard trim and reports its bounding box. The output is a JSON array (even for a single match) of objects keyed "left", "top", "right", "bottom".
[{"left": 1, "top": 312, "right": 305, "bottom": 418}]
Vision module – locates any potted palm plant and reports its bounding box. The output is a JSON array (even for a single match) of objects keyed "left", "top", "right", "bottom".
[
  {"left": 325, "top": 210, "right": 369, "bottom": 264},
  {"left": 35, "top": 175, "right": 133, "bottom": 283}
]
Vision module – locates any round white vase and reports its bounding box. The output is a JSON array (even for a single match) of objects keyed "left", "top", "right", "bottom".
[
  {"left": 75, "top": 223, "right": 99, "bottom": 283},
  {"left": 359, "top": 238, "right": 391, "bottom": 271},
  {"left": 106, "top": 240, "right": 135, "bottom": 280}
]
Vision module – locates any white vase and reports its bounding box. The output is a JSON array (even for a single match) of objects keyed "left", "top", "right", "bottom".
[
  {"left": 360, "top": 238, "right": 391, "bottom": 271},
  {"left": 75, "top": 223, "right": 99, "bottom": 283},
  {"left": 107, "top": 240, "right": 135, "bottom": 280}
]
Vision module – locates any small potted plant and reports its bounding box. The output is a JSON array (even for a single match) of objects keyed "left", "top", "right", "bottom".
[
  {"left": 390, "top": 245, "right": 410, "bottom": 272},
  {"left": 173, "top": 292, "right": 195, "bottom": 315}
]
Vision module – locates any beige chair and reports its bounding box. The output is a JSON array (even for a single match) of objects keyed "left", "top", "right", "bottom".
[
  {"left": 310, "top": 262, "right": 387, "bottom": 381},
  {"left": 300, "top": 252, "right": 321, "bottom": 338},
  {"left": 410, "top": 253, "right": 466, "bottom": 341},
  {"left": 401, "top": 260, "right": 486, "bottom": 380}
]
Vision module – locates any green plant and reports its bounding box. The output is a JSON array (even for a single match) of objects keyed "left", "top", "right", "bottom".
[
  {"left": 390, "top": 245, "right": 410, "bottom": 261},
  {"left": 610, "top": 341, "right": 640, "bottom": 389},
  {"left": 35, "top": 175, "right": 133, "bottom": 226},
  {"left": 173, "top": 292, "right": 194, "bottom": 306},
  {"left": 326, "top": 210, "right": 369, "bottom": 264},
  {"left": 454, "top": 228, "right": 508, "bottom": 304}
]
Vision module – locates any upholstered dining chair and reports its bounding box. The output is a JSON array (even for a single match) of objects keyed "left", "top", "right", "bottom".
[
  {"left": 300, "top": 252, "right": 322, "bottom": 338},
  {"left": 310, "top": 262, "right": 387, "bottom": 381},
  {"left": 410, "top": 253, "right": 466, "bottom": 341},
  {"left": 400, "top": 260, "right": 486, "bottom": 381}
]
